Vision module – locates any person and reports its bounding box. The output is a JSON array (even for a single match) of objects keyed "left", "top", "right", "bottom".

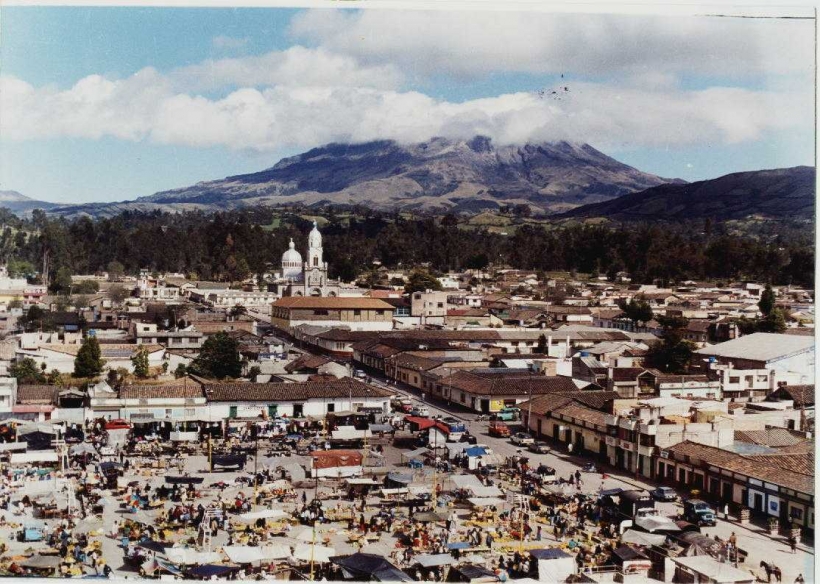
[
  {"left": 789, "top": 535, "right": 797, "bottom": 554},
  {"left": 729, "top": 532, "right": 737, "bottom": 547},
  {"left": 567, "top": 442, "right": 573, "bottom": 454},
  {"left": 794, "top": 574, "right": 804, "bottom": 583}
]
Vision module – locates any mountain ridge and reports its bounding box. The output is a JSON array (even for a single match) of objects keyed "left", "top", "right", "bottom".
[
  {"left": 558, "top": 166, "right": 815, "bottom": 222},
  {"left": 45, "top": 136, "right": 681, "bottom": 218}
]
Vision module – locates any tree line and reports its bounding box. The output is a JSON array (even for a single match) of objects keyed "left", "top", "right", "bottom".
[{"left": 0, "top": 207, "right": 811, "bottom": 289}]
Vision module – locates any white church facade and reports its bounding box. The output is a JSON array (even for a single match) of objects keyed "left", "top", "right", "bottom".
[{"left": 276, "top": 222, "right": 342, "bottom": 298}]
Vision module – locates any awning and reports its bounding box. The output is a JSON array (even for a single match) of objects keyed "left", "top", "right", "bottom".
[
  {"left": 0, "top": 442, "right": 27, "bottom": 452},
  {"left": 293, "top": 544, "right": 336, "bottom": 563},
  {"left": 345, "top": 478, "right": 381, "bottom": 485},
  {"left": 369, "top": 424, "right": 394, "bottom": 433},
  {"left": 469, "top": 485, "right": 503, "bottom": 498},
  {"left": 621, "top": 530, "right": 668, "bottom": 547},
  {"left": 414, "top": 554, "right": 455, "bottom": 568},
  {"left": 10, "top": 451, "right": 58, "bottom": 464}
]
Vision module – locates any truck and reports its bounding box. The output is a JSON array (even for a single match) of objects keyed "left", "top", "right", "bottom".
[
  {"left": 493, "top": 407, "right": 520, "bottom": 421},
  {"left": 683, "top": 499, "right": 717, "bottom": 526},
  {"left": 488, "top": 421, "right": 511, "bottom": 438},
  {"left": 616, "top": 490, "right": 681, "bottom": 534}
]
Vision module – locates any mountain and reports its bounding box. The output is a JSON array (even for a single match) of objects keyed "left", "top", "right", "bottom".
[
  {"left": 48, "top": 137, "right": 678, "bottom": 218},
  {"left": 0, "top": 190, "right": 60, "bottom": 215},
  {"left": 559, "top": 166, "right": 815, "bottom": 222}
]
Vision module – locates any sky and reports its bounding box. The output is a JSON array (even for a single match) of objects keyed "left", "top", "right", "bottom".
[{"left": 0, "top": 6, "right": 815, "bottom": 204}]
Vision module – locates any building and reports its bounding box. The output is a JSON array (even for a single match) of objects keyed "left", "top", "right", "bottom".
[
  {"left": 695, "top": 333, "right": 815, "bottom": 398},
  {"left": 131, "top": 322, "right": 204, "bottom": 349},
  {"left": 202, "top": 378, "right": 392, "bottom": 419},
  {"left": 658, "top": 440, "right": 814, "bottom": 531},
  {"left": 276, "top": 222, "right": 342, "bottom": 298},
  {"left": 89, "top": 379, "right": 207, "bottom": 421},
  {"left": 270, "top": 297, "right": 395, "bottom": 332},
  {"left": 411, "top": 290, "right": 450, "bottom": 325}
]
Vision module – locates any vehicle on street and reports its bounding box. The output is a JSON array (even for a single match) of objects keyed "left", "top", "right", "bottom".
[
  {"left": 410, "top": 407, "right": 430, "bottom": 417},
  {"left": 488, "top": 421, "right": 511, "bottom": 438},
  {"left": 510, "top": 432, "right": 535, "bottom": 446},
  {"left": 492, "top": 407, "right": 520, "bottom": 421},
  {"left": 683, "top": 499, "right": 717, "bottom": 526},
  {"left": 651, "top": 486, "right": 678, "bottom": 502},
  {"left": 582, "top": 462, "right": 598, "bottom": 473},
  {"left": 528, "top": 441, "right": 551, "bottom": 454}
]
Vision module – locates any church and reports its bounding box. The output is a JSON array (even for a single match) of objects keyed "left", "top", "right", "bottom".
[{"left": 276, "top": 221, "right": 341, "bottom": 297}]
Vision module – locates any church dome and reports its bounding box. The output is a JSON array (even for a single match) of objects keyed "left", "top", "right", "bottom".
[{"left": 281, "top": 239, "right": 303, "bottom": 280}]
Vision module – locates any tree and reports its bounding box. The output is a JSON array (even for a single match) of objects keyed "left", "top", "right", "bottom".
[
  {"left": 74, "top": 280, "right": 99, "bottom": 294},
  {"left": 617, "top": 296, "right": 654, "bottom": 327},
  {"left": 47, "top": 369, "right": 63, "bottom": 386},
  {"left": 131, "top": 345, "right": 150, "bottom": 378},
  {"left": 191, "top": 332, "right": 242, "bottom": 379},
  {"left": 757, "top": 308, "right": 788, "bottom": 333},
  {"left": 73, "top": 295, "right": 90, "bottom": 309},
  {"left": 512, "top": 204, "right": 532, "bottom": 218},
  {"left": 646, "top": 328, "right": 696, "bottom": 374},
  {"left": 52, "top": 266, "right": 73, "bottom": 295},
  {"left": 249, "top": 365, "right": 262, "bottom": 381},
  {"left": 758, "top": 284, "right": 776, "bottom": 317},
  {"left": 404, "top": 270, "right": 442, "bottom": 295},
  {"left": 174, "top": 363, "right": 188, "bottom": 379},
  {"left": 229, "top": 305, "right": 248, "bottom": 318},
  {"left": 9, "top": 358, "right": 46, "bottom": 383},
  {"left": 7, "top": 297, "right": 22, "bottom": 310},
  {"left": 108, "top": 284, "right": 128, "bottom": 304},
  {"left": 536, "top": 334, "right": 548, "bottom": 354},
  {"left": 107, "top": 261, "right": 125, "bottom": 281},
  {"left": 74, "top": 335, "right": 105, "bottom": 378}
]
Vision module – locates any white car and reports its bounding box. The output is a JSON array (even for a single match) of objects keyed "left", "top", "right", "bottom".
[{"left": 510, "top": 432, "right": 535, "bottom": 446}]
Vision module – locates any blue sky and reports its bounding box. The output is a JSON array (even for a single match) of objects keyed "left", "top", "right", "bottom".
[{"left": 0, "top": 6, "right": 814, "bottom": 203}]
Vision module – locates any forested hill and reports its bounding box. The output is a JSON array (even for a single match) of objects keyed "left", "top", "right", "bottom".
[
  {"left": 559, "top": 166, "right": 815, "bottom": 221},
  {"left": 0, "top": 208, "right": 812, "bottom": 289}
]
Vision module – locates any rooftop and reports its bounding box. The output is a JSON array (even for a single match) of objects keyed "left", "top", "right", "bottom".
[{"left": 695, "top": 333, "right": 814, "bottom": 362}]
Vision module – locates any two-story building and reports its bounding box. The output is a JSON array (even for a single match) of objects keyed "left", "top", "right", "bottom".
[{"left": 271, "top": 297, "right": 395, "bottom": 332}]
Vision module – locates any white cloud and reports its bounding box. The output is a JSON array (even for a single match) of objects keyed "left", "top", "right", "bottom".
[
  {"left": 289, "top": 10, "right": 814, "bottom": 82},
  {"left": 170, "top": 45, "right": 403, "bottom": 92},
  {"left": 212, "top": 35, "right": 248, "bottom": 51},
  {"left": 1, "top": 72, "right": 810, "bottom": 154}
]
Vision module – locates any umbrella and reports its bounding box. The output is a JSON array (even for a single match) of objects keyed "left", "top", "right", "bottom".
[{"left": 293, "top": 544, "right": 336, "bottom": 563}]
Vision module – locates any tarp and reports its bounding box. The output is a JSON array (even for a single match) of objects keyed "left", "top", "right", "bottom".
[
  {"left": 464, "top": 447, "right": 488, "bottom": 457},
  {"left": 414, "top": 554, "right": 455, "bottom": 568},
  {"left": 138, "top": 540, "right": 173, "bottom": 554},
  {"left": 345, "top": 478, "right": 381, "bottom": 485},
  {"left": 386, "top": 471, "right": 413, "bottom": 485},
  {"left": 413, "top": 512, "right": 446, "bottom": 523},
  {"left": 10, "top": 451, "right": 58, "bottom": 464},
  {"left": 332, "top": 553, "right": 414, "bottom": 583},
  {"left": 21, "top": 555, "right": 62, "bottom": 570},
  {"left": 163, "top": 548, "right": 222, "bottom": 566},
  {"left": 621, "top": 530, "right": 668, "bottom": 547},
  {"left": 282, "top": 463, "right": 306, "bottom": 481},
  {"left": 400, "top": 448, "right": 429, "bottom": 461},
  {"left": 635, "top": 515, "right": 681, "bottom": 533},
  {"left": 236, "top": 508, "right": 289, "bottom": 522},
  {"left": 450, "top": 475, "right": 484, "bottom": 490},
  {"left": 369, "top": 424, "right": 394, "bottom": 433},
  {"left": 468, "top": 485, "right": 503, "bottom": 498},
  {"left": 311, "top": 450, "right": 362, "bottom": 469},
  {"left": 185, "top": 564, "right": 238, "bottom": 579},
  {"left": 0, "top": 442, "right": 27, "bottom": 452},
  {"left": 293, "top": 544, "right": 336, "bottom": 563},
  {"left": 468, "top": 497, "right": 506, "bottom": 507},
  {"left": 141, "top": 557, "right": 182, "bottom": 576},
  {"left": 223, "top": 544, "right": 291, "bottom": 563}
]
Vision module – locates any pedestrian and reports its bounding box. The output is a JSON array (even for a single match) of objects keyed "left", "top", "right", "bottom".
[
  {"left": 302, "top": 491, "right": 307, "bottom": 504},
  {"left": 794, "top": 574, "right": 804, "bottom": 583},
  {"left": 723, "top": 503, "right": 729, "bottom": 520},
  {"left": 568, "top": 443, "right": 573, "bottom": 455},
  {"left": 536, "top": 525, "right": 542, "bottom": 541},
  {"left": 789, "top": 536, "right": 797, "bottom": 554}
]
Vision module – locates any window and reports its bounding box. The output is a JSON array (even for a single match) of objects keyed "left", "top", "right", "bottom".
[
  {"left": 437, "top": 302, "right": 444, "bottom": 309},
  {"left": 184, "top": 408, "right": 196, "bottom": 416},
  {"left": 326, "top": 403, "right": 335, "bottom": 413},
  {"left": 791, "top": 507, "right": 803, "bottom": 520},
  {"left": 313, "top": 309, "right": 329, "bottom": 316},
  {"left": 313, "top": 257, "right": 318, "bottom": 267},
  {"left": 293, "top": 404, "right": 303, "bottom": 418},
  {"left": 376, "top": 310, "right": 385, "bottom": 316},
  {"left": 353, "top": 309, "right": 361, "bottom": 316},
  {"left": 729, "top": 376, "right": 740, "bottom": 384},
  {"left": 229, "top": 406, "right": 238, "bottom": 418}
]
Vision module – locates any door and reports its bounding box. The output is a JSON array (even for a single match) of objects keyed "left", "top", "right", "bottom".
[
  {"left": 229, "top": 406, "right": 238, "bottom": 419},
  {"left": 293, "top": 404, "right": 303, "bottom": 418},
  {"left": 722, "top": 481, "right": 732, "bottom": 502},
  {"left": 753, "top": 493, "right": 764, "bottom": 513},
  {"left": 268, "top": 405, "right": 278, "bottom": 418}
]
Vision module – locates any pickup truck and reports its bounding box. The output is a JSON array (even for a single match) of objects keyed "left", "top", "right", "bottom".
[
  {"left": 488, "top": 421, "right": 511, "bottom": 438},
  {"left": 492, "top": 408, "right": 520, "bottom": 421}
]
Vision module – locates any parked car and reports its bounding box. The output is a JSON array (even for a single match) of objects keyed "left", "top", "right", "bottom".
[
  {"left": 528, "top": 441, "right": 551, "bottom": 454},
  {"left": 683, "top": 499, "right": 717, "bottom": 526},
  {"left": 410, "top": 407, "right": 430, "bottom": 417},
  {"left": 581, "top": 462, "right": 598, "bottom": 473},
  {"left": 651, "top": 486, "right": 678, "bottom": 502},
  {"left": 510, "top": 432, "right": 535, "bottom": 446},
  {"left": 488, "top": 421, "right": 511, "bottom": 438},
  {"left": 493, "top": 407, "right": 520, "bottom": 421}
]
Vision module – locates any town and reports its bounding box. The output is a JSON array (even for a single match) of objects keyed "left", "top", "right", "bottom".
[{"left": 0, "top": 219, "right": 811, "bottom": 583}]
